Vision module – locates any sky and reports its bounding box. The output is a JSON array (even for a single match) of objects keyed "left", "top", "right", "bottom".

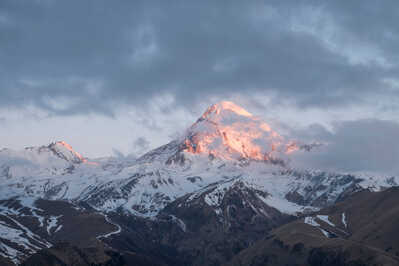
[{"left": 1, "top": 1, "right": 399, "bottom": 174}]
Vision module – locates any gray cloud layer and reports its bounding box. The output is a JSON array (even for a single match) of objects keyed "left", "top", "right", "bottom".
[
  {"left": 291, "top": 119, "right": 399, "bottom": 175},
  {"left": 1, "top": 0, "right": 398, "bottom": 115},
  {"left": 1, "top": 1, "right": 399, "bottom": 174}
]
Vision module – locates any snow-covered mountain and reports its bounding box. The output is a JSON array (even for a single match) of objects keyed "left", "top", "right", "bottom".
[
  {"left": 74, "top": 102, "right": 398, "bottom": 216},
  {"left": 0, "top": 101, "right": 396, "bottom": 215},
  {"left": 0, "top": 101, "right": 398, "bottom": 264},
  {"left": 179, "top": 101, "right": 296, "bottom": 160},
  {"left": 0, "top": 141, "right": 85, "bottom": 177}
]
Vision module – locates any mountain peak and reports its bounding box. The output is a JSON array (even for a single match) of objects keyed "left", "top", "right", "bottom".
[
  {"left": 201, "top": 101, "right": 253, "bottom": 120},
  {"left": 179, "top": 101, "right": 298, "bottom": 162},
  {"left": 54, "top": 141, "right": 75, "bottom": 150},
  {"left": 48, "top": 141, "right": 87, "bottom": 164}
]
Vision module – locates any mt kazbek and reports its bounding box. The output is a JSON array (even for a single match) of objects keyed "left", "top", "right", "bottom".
[{"left": 1, "top": 101, "right": 398, "bottom": 266}]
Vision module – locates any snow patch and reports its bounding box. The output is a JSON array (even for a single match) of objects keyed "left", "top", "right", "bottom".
[
  {"left": 46, "top": 215, "right": 62, "bottom": 235},
  {"left": 304, "top": 216, "right": 332, "bottom": 238},
  {"left": 170, "top": 215, "right": 187, "bottom": 232},
  {"left": 316, "top": 215, "right": 336, "bottom": 227},
  {"left": 319, "top": 228, "right": 330, "bottom": 238},
  {"left": 97, "top": 215, "right": 121, "bottom": 239},
  {"left": 0, "top": 242, "right": 22, "bottom": 265},
  {"left": 0, "top": 214, "right": 51, "bottom": 264},
  {"left": 304, "top": 216, "right": 320, "bottom": 227},
  {"left": 342, "top": 212, "right": 347, "bottom": 228},
  {"left": 54, "top": 225, "right": 63, "bottom": 233},
  {"left": 257, "top": 193, "right": 304, "bottom": 215}
]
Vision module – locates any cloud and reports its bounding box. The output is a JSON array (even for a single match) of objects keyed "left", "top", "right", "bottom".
[
  {"left": 131, "top": 136, "right": 150, "bottom": 157},
  {"left": 291, "top": 119, "right": 399, "bottom": 175},
  {"left": 0, "top": 0, "right": 398, "bottom": 116},
  {"left": 112, "top": 148, "right": 125, "bottom": 158}
]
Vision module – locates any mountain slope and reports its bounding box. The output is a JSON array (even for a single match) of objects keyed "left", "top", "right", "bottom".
[
  {"left": 227, "top": 187, "right": 399, "bottom": 266},
  {"left": 1, "top": 102, "right": 396, "bottom": 217},
  {"left": 0, "top": 101, "right": 399, "bottom": 265},
  {"left": 0, "top": 198, "right": 117, "bottom": 264},
  {"left": 76, "top": 101, "right": 398, "bottom": 217}
]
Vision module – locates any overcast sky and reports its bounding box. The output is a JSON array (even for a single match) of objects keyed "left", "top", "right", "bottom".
[{"left": 1, "top": 1, "right": 399, "bottom": 174}]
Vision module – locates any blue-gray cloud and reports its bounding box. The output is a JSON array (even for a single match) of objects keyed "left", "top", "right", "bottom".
[
  {"left": 0, "top": 0, "right": 398, "bottom": 116},
  {"left": 291, "top": 119, "right": 399, "bottom": 175}
]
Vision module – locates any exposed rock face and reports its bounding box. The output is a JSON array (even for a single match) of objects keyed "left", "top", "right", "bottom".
[{"left": 21, "top": 242, "right": 123, "bottom": 266}]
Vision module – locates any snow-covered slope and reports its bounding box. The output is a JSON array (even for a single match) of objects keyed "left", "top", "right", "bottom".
[
  {"left": 0, "top": 141, "right": 84, "bottom": 178},
  {"left": 1, "top": 101, "right": 399, "bottom": 263},
  {"left": 0, "top": 102, "right": 397, "bottom": 217},
  {"left": 181, "top": 101, "right": 293, "bottom": 160},
  {"left": 0, "top": 141, "right": 119, "bottom": 200}
]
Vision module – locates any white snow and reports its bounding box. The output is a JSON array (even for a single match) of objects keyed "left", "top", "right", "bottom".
[
  {"left": 0, "top": 143, "right": 393, "bottom": 220},
  {"left": 304, "top": 216, "right": 320, "bottom": 227},
  {"left": 342, "top": 212, "right": 348, "bottom": 228},
  {"left": 0, "top": 242, "right": 22, "bottom": 264},
  {"left": 97, "top": 215, "right": 121, "bottom": 239},
  {"left": 0, "top": 222, "right": 38, "bottom": 252},
  {"left": 54, "top": 225, "right": 63, "bottom": 233},
  {"left": 0, "top": 102, "right": 398, "bottom": 262},
  {"left": 32, "top": 210, "right": 45, "bottom": 227},
  {"left": 0, "top": 137, "right": 396, "bottom": 223},
  {"left": 46, "top": 215, "right": 62, "bottom": 235},
  {"left": 304, "top": 216, "right": 332, "bottom": 238},
  {"left": 0, "top": 213, "right": 51, "bottom": 264},
  {"left": 6, "top": 215, "right": 51, "bottom": 248},
  {"left": 204, "top": 180, "right": 236, "bottom": 207},
  {"left": 257, "top": 193, "right": 305, "bottom": 215},
  {"left": 169, "top": 215, "right": 187, "bottom": 232},
  {"left": 316, "top": 215, "right": 336, "bottom": 227},
  {"left": 0, "top": 103, "right": 398, "bottom": 224},
  {"left": 319, "top": 228, "right": 330, "bottom": 238}
]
